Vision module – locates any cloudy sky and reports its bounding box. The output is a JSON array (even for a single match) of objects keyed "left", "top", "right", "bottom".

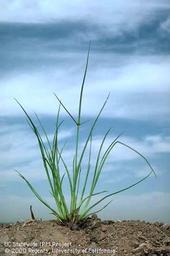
[{"left": 0, "top": 0, "right": 170, "bottom": 223}]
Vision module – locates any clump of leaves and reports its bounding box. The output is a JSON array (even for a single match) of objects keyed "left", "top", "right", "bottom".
[{"left": 16, "top": 45, "right": 156, "bottom": 226}]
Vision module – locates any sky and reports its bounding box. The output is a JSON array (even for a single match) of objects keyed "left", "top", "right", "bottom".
[{"left": 0, "top": 0, "right": 170, "bottom": 223}]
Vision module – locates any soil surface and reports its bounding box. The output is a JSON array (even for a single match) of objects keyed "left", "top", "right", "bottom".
[{"left": 0, "top": 215, "right": 170, "bottom": 256}]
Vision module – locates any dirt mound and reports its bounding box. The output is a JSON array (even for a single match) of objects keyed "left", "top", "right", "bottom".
[{"left": 1, "top": 216, "right": 170, "bottom": 256}]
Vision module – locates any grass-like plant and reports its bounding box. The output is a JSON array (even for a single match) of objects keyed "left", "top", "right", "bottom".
[{"left": 16, "top": 45, "right": 156, "bottom": 226}]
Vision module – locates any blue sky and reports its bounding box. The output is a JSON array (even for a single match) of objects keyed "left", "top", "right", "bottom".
[{"left": 0, "top": 0, "right": 170, "bottom": 223}]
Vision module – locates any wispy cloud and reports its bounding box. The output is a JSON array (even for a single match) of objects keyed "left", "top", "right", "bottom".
[
  {"left": 0, "top": 54, "right": 169, "bottom": 120},
  {"left": 160, "top": 16, "right": 170, "bottom": 33},
  {"left": 0, "top": 121, "right": 73, "bottom": 181},
  {"left": 1, "top": 0, "right": 170, "bottom": 29},
  {"left": 76, "top": 134, "right": 170, "bottom": 163},
  {"left": 1, "top": 111, "right": 169, "bottom": 182}
]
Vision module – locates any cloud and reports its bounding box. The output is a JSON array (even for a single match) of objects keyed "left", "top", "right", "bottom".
[
  {"left": 0, "top": 124, "right": 38, "bottom": 167},
  {"left": 160, "top": 16, "right": 170, "bottom": 33},
  {"left": 0, "top": 2, "right": 169, "bottom": 121},
  {"left": 0, "top": 121, "right": 73, "bottom": 182},
  {"left": 1, "top": 107, "right": 169, "bottom": 183},
  {"left": 0, "top": 0, "right": 170, "bottom": 33},
  {"left": 79, "top": 134, "right": 170, "bottom": 166},
  {"left": 0, "top": 54, "right": 169, "bottom": 120},
  {"left": 0, "top": 192, "right": 170, "bottom": 223}
]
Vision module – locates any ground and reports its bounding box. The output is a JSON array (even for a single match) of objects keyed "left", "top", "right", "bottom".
[{"left": 0, "top": 215, "right": 170, "bottom": 256}]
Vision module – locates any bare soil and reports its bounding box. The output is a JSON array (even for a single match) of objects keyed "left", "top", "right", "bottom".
[{"left": 0, "top": 215, "right": 170, "bottom": 256}]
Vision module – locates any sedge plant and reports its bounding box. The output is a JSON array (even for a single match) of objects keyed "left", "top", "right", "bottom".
[{"left": 16, "top": 45, "right": 156, "bottom": 225}]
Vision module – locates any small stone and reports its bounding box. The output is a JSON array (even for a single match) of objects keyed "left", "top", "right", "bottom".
[
  {"left": 0, "top": 234, "right": 9, "bottom": 243},
  {"left": 102, "top": 220, "right": 114, "bottom": 225},
  {"left": 133, "top": 241, "right": 140, "bottom": 248},
  {"left": 138, "top": 234, "right": 147, "bottom": 241},
  {"left": 90, "top": 242, "right": 97, "bottom": 248},
  {"left": 101, "top": 225, "right": 107, "bottom": 232},
  {"left": 91, "top": 214, "right": 98, "bottom": 220},
  {"left": 22, "top": 220, "right": 35, "bottom": 227},
  {"left": 162, "top": 223, "right": 170, "bottom": 230},
  {"left": 4, "top": 224, "right": 12, "bottom": 229},
  {"left": 70, "top": 223, "right": 79, "bottom": 230},
  {"left": 93, "top": 221, "right": 101, "bottom": 229},
  {"left": 132, "top": 242, "right": 150, "bottom": 253},
  {"left": 99, "top": 232, "right": 106, "bottom": 241},
  {"left": 164, "top": 238, "right": 170, "bottom": 246}
]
